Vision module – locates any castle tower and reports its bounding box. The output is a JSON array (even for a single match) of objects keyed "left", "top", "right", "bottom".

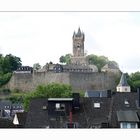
[
  {"left": 71, "top": 28, "right": 87, "bottom": 65},
  {"left": 116, "top": 73, "right": 131, "bottom": 92},
  {"left": 73, "top": 27, "right": 85, "bottom": 57}
]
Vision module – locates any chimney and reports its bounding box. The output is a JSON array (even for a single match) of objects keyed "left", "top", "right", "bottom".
[
  {"left": 137, "top": 87, "right": 140, "bottom": 107},
  {"left": 107, "top": 90, "right": 112, "bottom": 98},
  {"left": 69, "top": 111, "right": 72, "bottom": 126}
]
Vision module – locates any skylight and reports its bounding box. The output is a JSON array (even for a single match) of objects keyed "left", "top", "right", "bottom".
[{"left": 94, "top": 103, "right": 100, "bottom": 108}]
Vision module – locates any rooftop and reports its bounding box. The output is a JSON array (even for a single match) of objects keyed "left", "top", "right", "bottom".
[
  {"left": 48, "top": 98, "right": 73, "bottom": 101},
  {"left": 117, "top": 110, "right": 139, "bottom": 122},
  {"left": 117, "top": 73, "right": 129, "bottom": 87}
]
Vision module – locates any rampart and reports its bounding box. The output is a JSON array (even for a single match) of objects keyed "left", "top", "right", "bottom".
[{"left": 5, "top": 71, "right": 119, "bottom": 92}]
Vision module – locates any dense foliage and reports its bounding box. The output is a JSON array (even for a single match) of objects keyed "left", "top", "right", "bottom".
[
  {"left": 86, "top": 54, "right": 119, "bottom": 71},
  {"left": 22, "top": 83, "right": 72, "bottom": 111},
  {"left": 126, "top": 72, "right": 140, "bottom": 92},
  {"left": 59, "top": 54, "right": 72, "bottom": 64},
  {"left": 33, "top": 63, "right": 41, "bottom": 70},
  {"left": 59, "top": 53, "right": 119, "bottom": 71},
  {"left": 0, "top": 54, "right": 22, "bottom": 86}
]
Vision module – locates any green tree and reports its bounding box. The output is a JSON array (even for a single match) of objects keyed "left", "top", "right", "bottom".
[
  {"left": 23, "top": 83, "right": 72, "bottom": 111},
  {"left": 87, "top": 54, "right": 107, "bottom": 71},
  {"left": 127, "top": 72, "right": 140, "bottom": 92},
  {"left": 59, "top": 56, "right": 66, "bottom": 63},
  {"left": 1, "top": 54, "right": 21, "bottom": 73},
  {"left": 33, "top": 63, "right": 41, "bottom": 70},
  {"left": 0, "top": 54, "right": 22, "bottom": 87},
  {"left": 86, "top": 54, "right": 119, "bottom": 71},
  {"left": 59, "top": 54, "right": 71, "bottom": 64},
  {"left": 0, "top": 73, "right": 12, "bottom": 86}
]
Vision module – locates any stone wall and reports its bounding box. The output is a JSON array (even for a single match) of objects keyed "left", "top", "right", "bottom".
[
  {"left": 5, "top": 73, "right": 33, "bottom": 92},
  {"left": 69, "top": 72, "right": 118, "bottom": 92},
  {"left": 5, "top": 71, "right": 120, "bottom": 92}
]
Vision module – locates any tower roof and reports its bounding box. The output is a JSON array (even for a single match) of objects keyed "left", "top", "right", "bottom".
[
  {"left": 117, "top": 73, "right": 129, "bottom": 87},
  {"left": 75, "top": 27, "right": 84, "bottom": 37},
  {"left": 77, "top": 27, "right": 81, "bottom": 35}
]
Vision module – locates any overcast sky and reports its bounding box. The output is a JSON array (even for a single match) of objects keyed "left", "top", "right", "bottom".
[{"left": 0, "top": 12, "right": 140, "bottom": 73}]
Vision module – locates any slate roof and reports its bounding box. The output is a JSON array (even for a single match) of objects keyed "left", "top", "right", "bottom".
[
  {"left": 25, "top": 98, "right": 49, "bottom": 128},
  {"left": 0, "top": 100, "right": 24, "bottom": 118},
  {"left": 16, "top": 66, "right": 33, "bottom": 71},
  {"left": 117, "top": 110, "right": 139, "bottom": 122},
  {"left": 102, "top": 62, "right": 119, "bottom": 70},
  {"left": 117, "top": 73, "right": 129, "bottom": 87},
  {"left": 85, "top": 90, "right": 108, "bottom": 97},
  {"left": 110, "top": 92, "right": 140, "bottom": 128},
  {"left": 0, "top": 100, "right": 12, "bottom": 109},
  {"left": 25, "top": 97, "right": 111, "bottom": 128},
  {"left": 63, "top": 64, "right": 91, "bottom": 70},
  {"left": 0, "top": 118, "right": 15, "bottom": 128},
  {"left": 16, "top": 112, "right": 27, "bottom": 127},
  {"left": 22, "top": 92, "right": 140, "bottom": 128}
]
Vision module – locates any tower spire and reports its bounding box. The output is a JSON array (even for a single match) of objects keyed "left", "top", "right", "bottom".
[
  {"left": 118, "top": 73, "right": 129, "bottom": 86},
  {"left": 77, "top": 27, "right": 81, "bottom": 36},
  {"left": 116, "top": 73, "right": 131, "bottom": 92}
]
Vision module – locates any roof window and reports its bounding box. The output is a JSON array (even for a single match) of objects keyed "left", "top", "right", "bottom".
[
  {"left": 55, "top": 103, "right": 65, "bottom": 111},
  {"left": 42, "top": 105, "right": 47, "bottom": 110},
  {"left": 124, "top": 99, "right": 130, "bottom": 107},
  {"left": 55, "top": 103, "right": 60, "bottom": 109},
  {"left": 94, "top": 103, "right": 100, "bottom": 108}
]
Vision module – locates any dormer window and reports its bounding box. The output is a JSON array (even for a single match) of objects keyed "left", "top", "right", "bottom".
[
  {"left": 94, "top": 103, "right": 100, "bottom": 108},
  {"left": 42, "top": 105, "right": 47, "bottom": 110},
  {"left": 124, "top": 99, "right": 130, "bottom": 107}
]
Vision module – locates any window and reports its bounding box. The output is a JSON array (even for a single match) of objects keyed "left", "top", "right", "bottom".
[
  {"left": 60, "top": 104, "right": 65, "bottom": 110},
  {"left": 55, "top": 103, "right": 65, "bottom": 111},
  {"left": 66, "top": 122, "right": 77, "bottom": 128},
  {"left": 94, "top": 103, "right": 100, "bottom": 108},
  {"left": 121, "top": 122, "right": 137, "bottom": 128},
  {"left": 42, "top": 106, "right": 47, "bottom": 110},
  {"left": 124, "top": 99, "right": 130, "bottom": 107},
  {"left": 56, "top": 103, "right": 60, "bottom": 109},
  {"left": 131, "top": 123, "right": 136, "bottom": 128},
  {"left": 125, "top": 88, "right": 127, "bottom": 91},
  {"left": 122, "top": 122, "right": 127, "bottom": 128}
]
